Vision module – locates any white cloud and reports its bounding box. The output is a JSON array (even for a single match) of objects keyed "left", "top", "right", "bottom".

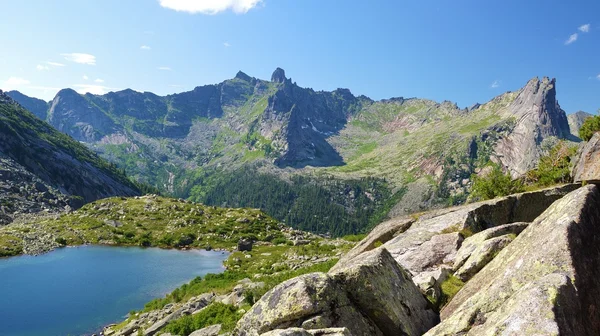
[
  {"left": 36, "top": 64, "right": 50, "bottom": 71},
  {"left": 157, "top": 66, "right": 172, "bottom": 71},
  {"left": 61, "top": 53, "right": 97, "bottom": 65},
  {"left": 579, "top": 24, "right": 591, "bottom": 33},
  {"left": 597, "top": 74, "right": 600, "bottom": 80},
  {"left": 141, "top": 45, "right": 151, "bottom": 50},
  {"left": 73, "top": 84, "right": 116, "bottom": 95},
  {"left": 490, "top": 80, "right": 501, "bottom": 88},
  {"left": 565, "top": 33, "right": 578, "bottom": 45},
  {"left": 223, "top": 42, "right": 232, "bottom": 47},
  {"left": 159, "top": 0, "right": 263, "bottom": 14},
  {"left": 1, "top": 77, "right": 31, "bottom": 91},
  {"left": 46, "top": 61, "right": 65, "bottom": 67},
  {"left": 95, "top": 78, "right": 105, "bottom": 83},
  {"left": 83, "top": 75, "right": 89, "bottom": 80}
]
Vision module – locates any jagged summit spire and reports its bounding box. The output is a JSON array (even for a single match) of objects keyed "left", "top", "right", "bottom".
[{"left": 271, "top": 67, "right": 287, "bottom": 83}]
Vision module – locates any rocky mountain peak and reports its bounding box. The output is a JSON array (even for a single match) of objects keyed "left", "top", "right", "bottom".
[
  {"left": 235, "top": 71, "right": 253, "bottom": 82},
  {"left": 494, "top": 76, "right": 572, "bottom": 176},
  {"left": 271, "top": 67, "right": 287, "bottom": 83}
]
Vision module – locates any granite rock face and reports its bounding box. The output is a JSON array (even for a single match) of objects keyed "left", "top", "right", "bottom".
[
  {"left": 573, "top": 132, "right": 600, "bottom": 183},
  {"left": 568, "top": 111, "right": 593, "bottom": 138},
  {"left": 494, "top": 77, "right": 572, "bottom": 177},
  {"left": 427, "top": 185, "right": 600, "bottom": 335},
  {"left": 336, "top": 184, "right": 578, "bottom": 284},
  {"left": 234, "top": 248, "right": 437, "bottom": 336}
]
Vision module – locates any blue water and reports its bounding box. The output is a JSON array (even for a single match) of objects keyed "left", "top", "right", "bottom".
[{"left": 0, "top": 246, "right": 228, "bottom": 336}]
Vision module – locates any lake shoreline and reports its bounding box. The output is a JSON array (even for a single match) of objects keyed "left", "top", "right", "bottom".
[{"left": 0, "top": 245, "right": 230, "bottom": 336}]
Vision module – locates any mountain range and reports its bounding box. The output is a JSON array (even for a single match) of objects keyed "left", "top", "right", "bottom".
[
  {"left": 6, "top": 69, "right": 584, "bottom": 235},
  {"left": 0, "top": 90, "right": 140, "bottom": 224}
]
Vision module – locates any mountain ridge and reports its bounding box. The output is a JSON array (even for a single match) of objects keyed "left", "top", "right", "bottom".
[
  {"left": 6, "top": 70, "right": 577, "bottom": 235},
  {"left": 0, "top": 90, "right": 140, "bottom": 223}
]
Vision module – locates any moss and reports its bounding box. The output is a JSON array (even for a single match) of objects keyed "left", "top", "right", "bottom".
[{"left": 440, "top": 275, "right": 465, "bottom": 307}]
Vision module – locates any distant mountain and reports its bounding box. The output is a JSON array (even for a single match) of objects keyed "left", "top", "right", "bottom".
[
  {"left": 568, "top": 111, "right": 594, "bottom": 138},
  {"left": 6, "top": 90, "right": 48, "bottom": 120},
  {"left": 8, "top": 70, "right": 575, "bottom": 235},
  {"left": 0, "top": 90, "right": 140, "bottom": 223}
]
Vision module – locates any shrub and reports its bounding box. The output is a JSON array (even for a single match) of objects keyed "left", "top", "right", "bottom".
[
  {"left": 579, "top": 113, "right": 600, "bottom": 141},
  {"left": 470, "top": 164, "right": 525, "bottom": 201},
  {"left": 162, "top": 303, "right": 243, "bottom": 335},
  {"left": 526, "top": 141, "right": 576, "bottom": 187},
  {"left": 271, "top": 237, "right": 288, "bottom": 245}
]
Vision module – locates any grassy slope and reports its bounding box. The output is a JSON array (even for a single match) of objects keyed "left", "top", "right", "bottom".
[{"left": 0, "top": 195, "right": 282, "bottom": 256}]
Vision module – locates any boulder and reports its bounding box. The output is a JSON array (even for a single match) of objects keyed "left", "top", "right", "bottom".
[
  {"left": 331, "top": 216, "right": 413, "bottom": 272},
  {"left": 189, "top": 324, "right": 222, "bottom": 336},
  {"left": 452, "top": 222, "right": 528, "bottom": 281},
  {"left": 233, "top": 273, "right": 380, "bottom": 336},
  {"left": 329, "top": 248, "right": 439, "bottom": 335},
  {"left": 238, "top": 238, "right": 253, "bottom": 252},
  {"left": 425, "top": 185, "right": 600, "bottom": 335},
  {"left": 377, "top": 185, "right": 577, "bottom": 282},
  {"left": 235, "top": 247, "right": 437, "bottom": 336},
  {"left": 454, "top": 235, "right": 513, "bottom": 282},
  {"left": 573, "top": 132, "right": 600, "bottom": 183},
  {"left": 452, "top": 222, "right": 528, "bottom": 271}
]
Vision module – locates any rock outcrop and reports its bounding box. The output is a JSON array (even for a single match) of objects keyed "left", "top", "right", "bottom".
[
  {"left": 573, "top": 132, "right": 600, "bottom": 183},
  {"left": 334, "top": 184, "right": 578, "bottom": 282},
  {"left": 234, "top": 248, "right": 438, "bottom": 336},
  {"left": 238, "top": 183, "right": 600, "bottom": 336},
  {"left": 568, "top": 111, "right": 593, "bottom": 138},
  {"left": 494, "top": 77, "right": 572, "bottom": 177},
  {"left": 426, "top": 185, "right": 600, "bottom": 335}
]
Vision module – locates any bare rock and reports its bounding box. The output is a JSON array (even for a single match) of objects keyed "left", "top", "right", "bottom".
[
  {"left": 189, "top": 324, "right": 222, "bottom": 336},
  {"left": 425, "top": 185, "right": 600, "bottom": 335},
  {"left": 329, "top": 248, "right": 439, "bottom": 335},
  {"left": 573, "top": 132, "right": 600, "bottom": 183},
  {"left": 493, "top": 77, "right": 572, "bottom": 177}
]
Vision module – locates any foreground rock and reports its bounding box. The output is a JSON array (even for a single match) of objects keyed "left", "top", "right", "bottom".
[
  {"left": 234, "top": 248, "right": 437, "bottom": 336},
  {"left": 260, "top": 328, "right": 351, "bottom": 336},
  {"left": 426, "top": 185, "right": 600, "bottom": 335},
  {"left": 573, "top": 132, "right": 600, "bottom": 183},
  {"left": 452, "top": 222, "right": 528, "bottom": 282},
  {"left": 334, "top": 184, "right": 578, "bottom": 285}
]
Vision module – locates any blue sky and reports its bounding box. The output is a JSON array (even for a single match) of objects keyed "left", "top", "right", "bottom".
[{"left": 0, "top": 0, "right": 598, "bottom": 113}]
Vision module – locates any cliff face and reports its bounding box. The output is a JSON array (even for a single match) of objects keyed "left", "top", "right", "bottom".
[
  {"left": 493, "top": 77, "right": 572, "bottom": 177},
  {"left": 48, "top": 89, "right": 118, "bottom": 142},
  {"left": 568, "top": 111, "right": 593, "bottom": 138}
]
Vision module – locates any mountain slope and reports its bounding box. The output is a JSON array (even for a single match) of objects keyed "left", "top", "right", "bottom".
[
  {"left": 8, "top": 72, "right": 575, "bottom": 235},
  {"left": 0, "top": 90, "right": 140, "bottom": 218},
  {"left": 6, "top": 90, "right": 49, "bottom": 120}
]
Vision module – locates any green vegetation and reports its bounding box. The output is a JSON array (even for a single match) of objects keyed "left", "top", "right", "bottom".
[
  {"left": 439, "top": 275, "right": 465, "bottom": 308},
  {"left": 0, "top": 100, "right": 139, "bottom": 200},
  {"left": 0, "top": 196, "right": 284, "bottom": 256},
  {"left": 187, "top": 167, "right": 396, "bottom": 236},
  {"left": 162, "top": 303, "right": 244, "bottom": 335},
  {"left": 579, "top": 111, "right": 600, "bottom": 141},
  {"left": 526, "top": 141, "right": 577, "bottom": 187},
  {"left": 470, "top": 164, "right": 525, "bottom": 201}
]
